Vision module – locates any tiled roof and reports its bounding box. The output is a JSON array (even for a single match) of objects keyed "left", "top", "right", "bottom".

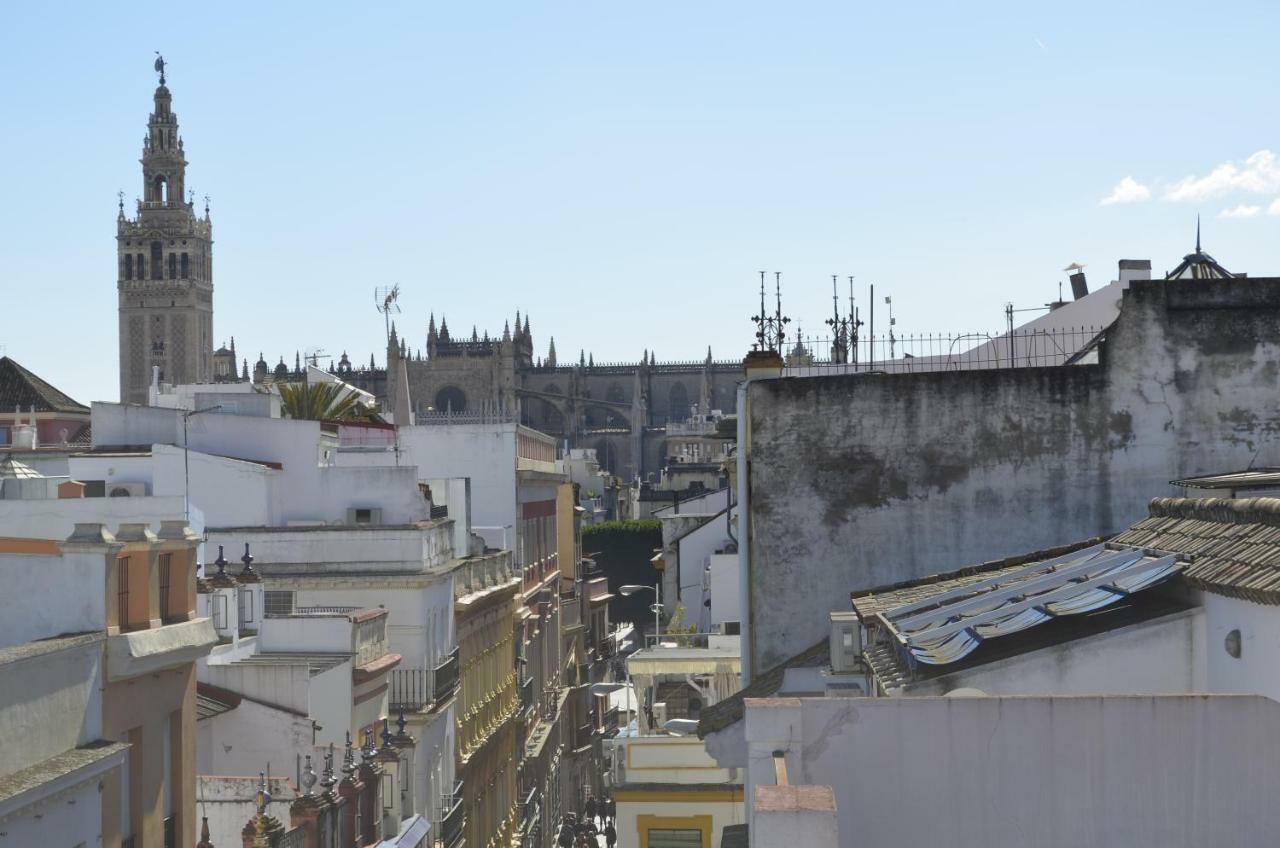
[
  {"left": 1113, "top": 497, "right": 1280, "bottom": 604},
  {"left": 196, "top": 682, "right": 242, "bottom": 720},
  {"left": 0, "top": 357, "right": 88, "bottom": 414}
]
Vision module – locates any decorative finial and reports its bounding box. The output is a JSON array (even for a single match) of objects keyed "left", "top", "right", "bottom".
[
  {"left": 240, "top": 543, "right": 256, "bottom": 577},
  {"left": 1196, "top": 214, "right": 1202, "bottom": 253},
  {"left": 320, "top": 744, "right": 337, "bottom": 790},
  {"left": 301, "top": 755, "right": 317, "bottom": 796},
  {"left": 188, "top": 188, "right": 195, "bottom": 207},
  {"left": 214, "top": 545, "right": 227, "bottom": 576},
  {"left": 204, "top": 195, "right": 210, "bottom": 217},
  {"left": 381, "top": 717, "right": 394, "bottom": 750},
  {"left": 154, "top": 52, "right": 166, "bottom": 85},
  {"left": 342, "top": 732, "right": 357, "bottom": 777},
  {"left": 396, "top": 710, "right": 407, "bottom": 735},
  {"left": 117, "top": 190, "right": 125, "bottom": 212}
]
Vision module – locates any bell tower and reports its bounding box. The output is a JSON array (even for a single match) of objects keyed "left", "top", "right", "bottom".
[{"left": 117, "top": 55, "right": 214, "bottom": 404}]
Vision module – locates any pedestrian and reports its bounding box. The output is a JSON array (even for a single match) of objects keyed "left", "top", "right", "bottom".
[
  {"left": 604, "top": 820, "right": 617, "bottom": 848},
  {"left": 605, "top": 794, "right": 616, "bottom": 824},
  {"left": 558, "top": 820, "right": 575, "bottom": 848},
  {"left": 585, "top": 794, "right": 598, "bottom": 826}
]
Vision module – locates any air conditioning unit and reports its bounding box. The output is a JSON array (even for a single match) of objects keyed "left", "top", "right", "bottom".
[
  {"left": 651, "top": 702, "right": 668, "bottom": 729},
  {"left": 108, "top": 482, "right": 148, "bottom": 498},
  {"left": 829, "top": 611, "right": 862, "bottom": 674}
]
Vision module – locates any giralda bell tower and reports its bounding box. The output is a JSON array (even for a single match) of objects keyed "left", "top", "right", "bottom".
[{"left": 117, "top": 55, "right": 214, "bottom": 404}]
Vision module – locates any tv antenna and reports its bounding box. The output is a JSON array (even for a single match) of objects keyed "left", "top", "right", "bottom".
[
  {"left": 375, "top": 285, "right": 401, "bottom": 341},
  {"left": 304, "top": 348, "right": 332, "bottom": 368}
]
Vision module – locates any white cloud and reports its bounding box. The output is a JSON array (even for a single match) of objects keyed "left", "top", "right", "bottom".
[
  {"left": 1269, "top": 198, "right": 1280, "bottom": 216},
  {"left": 1100, "top": 176, "right": 1151, "bottom": 206},
  {"left": 1164, "top": 150, "right": 1280, "bottom": 202},
  {"left": 1218, "top": 204, "right": 1261, "bottom": 219}
]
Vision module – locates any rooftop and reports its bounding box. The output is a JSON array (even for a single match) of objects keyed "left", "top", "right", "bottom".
[
  {"left": 1113, "top": 496, "right": 1280, "bottom": 604},
  {"left": 225, "top": 652, "right": 351, "bottom": 675},
  {"left": 1169, "top": 468, "right": 1280, "bottom": 491},
  {"left": 0, "top": 357, "right": 89, "bottom": 415}
]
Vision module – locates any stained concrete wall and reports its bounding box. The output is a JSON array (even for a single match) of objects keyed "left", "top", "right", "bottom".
[
  {"left": 746, "top": 277, "right": 1280, "bottom": 673},
  {"left": 746, "top": 695, "right": 1280, "bottom": 848}
]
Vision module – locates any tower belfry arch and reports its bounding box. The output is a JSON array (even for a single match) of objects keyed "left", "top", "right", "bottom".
[{"left": 117, "top": 56, "right": 215, "bottom": 404}]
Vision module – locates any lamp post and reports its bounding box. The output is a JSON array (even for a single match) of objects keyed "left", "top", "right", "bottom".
[
  {"left": 620, "top": 584, "right": 661, "bottom": 648},
  {"left": 182, "top": 405, "right": 222, "bottom": 523}
]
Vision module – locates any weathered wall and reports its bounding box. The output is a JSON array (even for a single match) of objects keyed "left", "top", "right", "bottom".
[
  {"left": 746, "top": 278, "right": 1280, "bottom": 673},
  {"left": 746, "top": 695, "right": 1280, "bottom": 848}
]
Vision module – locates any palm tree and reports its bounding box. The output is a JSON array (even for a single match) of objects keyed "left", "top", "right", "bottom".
[{"left": 277, "top": 381, "right": 370, "bottom": 421}]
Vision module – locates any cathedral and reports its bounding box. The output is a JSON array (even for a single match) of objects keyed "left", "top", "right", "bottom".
[
  {"left": 117, "top": 58, "right": 215, "bottom": 405},
  {"left": 110, "top": 59, "right": 736, "bottom": 482}
]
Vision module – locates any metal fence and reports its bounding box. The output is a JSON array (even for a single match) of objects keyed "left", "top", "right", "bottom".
[
  {"left": 777, "top": 325, "right": 1106, "bottom": 378},
  {"left": 278, "top": 826, "right": 307, "bottom": 848},
  {"left": 390, "top": 666, "right": 435, "bottom": 712}
]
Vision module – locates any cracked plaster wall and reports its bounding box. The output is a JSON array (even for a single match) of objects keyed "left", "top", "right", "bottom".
[{"left": 747, "top": 277, "right": 1280, "bottom": 674}]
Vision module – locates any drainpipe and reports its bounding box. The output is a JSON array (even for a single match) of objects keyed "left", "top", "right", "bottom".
[{"left": 736, "top": 380, "right": 751, "bottom": 684}]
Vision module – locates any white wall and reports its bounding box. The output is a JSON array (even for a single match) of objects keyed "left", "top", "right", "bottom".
[
  {"left": 899, "top": 608, "right": 1205, "bottom": 697},
  {"left": 0, "top": 551, "right": 105, "bottom": 646},
  {"left": 0, "top": 495, "right": 192, "bottom": 544},
  {"left": 197, "top": 698, "right": 313, "bottom": 777},
  {"left": 0, "top": 772, "right": 111, "bottom": 847},
  {"left": 200, "top": 661, "right": 312, "bottom": 717},
  {"left": 708, "top": 553, "right": 740, "bottom": 631},
  {"left": 338, "top": 423, "right": 518, "bottom": 538},
  {"left": 309, "top": 661, "right": 354, "bottom": 747},
  {"left": 1202, "top": 592, "right": 1280, "bottom": 700},
  {"left": 747, "top": 695, "right": 1280, "bottom": 848},
  {"left": 0, "top": 639, "right": 104, "bottom": 774}
]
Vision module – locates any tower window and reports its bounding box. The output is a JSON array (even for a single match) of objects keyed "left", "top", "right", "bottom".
[
  {"left": 180, "top": 253, "right": 189, "bottom": 278},
  {"left": 138, "top": 255, "right": 146, "bottom": 279},
  {"left": 153, "top": 174, "right": 168, "bottom": 204},
  {"left": 168, "top": 253, "right": 177, "bottom": 280},
  {"left": 124, "top": 254, "right": 133, "bottom": 280},
  {"left": 151, "top": 242, "right": 162, "bottom": 280}
]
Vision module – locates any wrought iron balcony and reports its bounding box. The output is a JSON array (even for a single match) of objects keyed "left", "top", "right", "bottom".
[
  {"left": 439, "top": 782, "right": 465, "bottom": 848},
  {"left": 519, "top": 675, "right": 534, "bottom": 711},
  {"left": 390, "top": 667, "right": 435, "bottom": 712},
  {"left": 433, "top": 648, "right": 459, "bottom": 703},
  {"left": 521, "top": 787, "right": 541, "bottom": 838}
]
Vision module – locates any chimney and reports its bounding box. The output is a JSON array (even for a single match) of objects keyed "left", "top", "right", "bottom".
[
  {"left": 1069, "top": 271, "right": 1089, "bottom": 301},
  {"left": 1117, "top": 259, "right": 1152, "bottom": 284}
]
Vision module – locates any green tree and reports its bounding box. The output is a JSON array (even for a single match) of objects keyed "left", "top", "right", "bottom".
[{"left": 278, "top": 381, "right": 370, "bottom": 421}]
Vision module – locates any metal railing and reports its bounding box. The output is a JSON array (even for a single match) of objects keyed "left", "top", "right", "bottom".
[
  {"left": 278, "top": 826, "right": 306, "bottom": 848},
  {"left": 438, "top": 782, "right": 465, "bottom": 848},
  {"left": 521, "top": 787, "right": 541, "bottom": 839},
  {"left": 519, "top": 676, "right": 534, "bottom": 712},
  {"left": 390, "top": 666, "right": 436, "bottom": 712},
  {"left": 598, "top": 706, "right": 620, "bottom": 737},
  {"left": 776, "top": 325, "right": 1106, "bottom": 378},
  {"left": 433, "top": 648, "right": 459, "bottom": 702},
  {"left": 269, "top": 604, "right": 358, "bottom": 618}
]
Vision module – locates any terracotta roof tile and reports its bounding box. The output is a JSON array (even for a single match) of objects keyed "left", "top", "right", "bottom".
[{"left": 0, "top": 357, "right": 88, "bottom": 414}]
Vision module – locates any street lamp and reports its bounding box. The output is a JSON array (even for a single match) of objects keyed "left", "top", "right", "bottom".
[{"left": 620, "top": 584, "right": 661, "bottom": 647}]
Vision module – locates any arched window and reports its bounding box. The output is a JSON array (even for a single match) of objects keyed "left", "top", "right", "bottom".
[
  {"left": 150, "top": 242, "right": 163, "bottom": 280},
  {"left": 434, "top": 386, "right": 467, "bottom": 414},
  {"left": 154, "top": 174, "right": 168, "bottom": 203},
  {"left": 124, "top": 254, "right": 133, "bottom": 280},
  {"left": 137, "top": 255, "right": 146, "bottom": 279},
  {"left": 668, "top": 382, "right": 690, "bottom": 422},
  {"left": 180, "top": 253, "right": 189, "bottom": 278},
  {"left": 168, "top": 253, "right": 177, "bottom": 279}
]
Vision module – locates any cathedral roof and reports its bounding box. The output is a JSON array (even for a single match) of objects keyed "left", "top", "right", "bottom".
[
  {"left": 0, "top": 357, "right": 89, "bottom": 415},
  {"left": 1166, "top": 220, "right": 1239, "bottom": 280}
]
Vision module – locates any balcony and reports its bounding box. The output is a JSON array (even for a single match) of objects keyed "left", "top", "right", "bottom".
[
  {"left": 597, "top": 705, "right": 620, "bottom": 737},
  {"left": 433, "top": 648, "right": 459, "bottom": 703},
  {"left": 519, "top": 676, "right": 534, "bottom": 712},
  {"left": 438, "top": 782, "right": 465, "bottom": 848},
  {"left": 389, "top": 666, "right": 435, "bottom": 712},
  {"left": 521, "top": 787, "right": 541, "bottom": 840}
]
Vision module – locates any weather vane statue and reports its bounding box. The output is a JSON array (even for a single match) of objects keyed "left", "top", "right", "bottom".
[{"left": 154, "top": 52, "right": 166, "bottom": 85}]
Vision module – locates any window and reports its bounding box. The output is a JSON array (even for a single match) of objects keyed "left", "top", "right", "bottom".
[
  {"left": 264, "top": 590, "right": 295, "bottom": 617},
  {"left": 646, "top": 829, "right": 703, "bottom": 848},
  {"left": 158, "top": 553, "right": 172, "bottom": 622},
  {"left": 180, "top": 253, "right": 189, "bottom": 278},
  {"left": 238, "top": 587, "right": 256, "bottom": 625},
  {"left": 117, "top": 556, "right": 131, "bottom": 630},
  {"left": 355, "top": 508, "right": 373, "bottom": 524},
  {"left": 151, "top": 242, "right": 163, "bottom": 279},
  {"left": 168, "top": 252, "right": 177, "bottom": 279},
  {"left": 124, "top": 254, "right": 133, "bottom": 279},
  {"left": 137, "top": 255, "right": 146, "bottom": 279}
]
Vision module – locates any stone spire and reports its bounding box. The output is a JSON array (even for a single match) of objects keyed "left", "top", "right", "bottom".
[
  {"left": 503, "top": 320, "right": 511, "bottom": 342},
  {"left": 514, "top": 311, "right": 523, "bottom": 340},
  {"left": 547, "top": 336, "right": 557, "bottom": 367}
]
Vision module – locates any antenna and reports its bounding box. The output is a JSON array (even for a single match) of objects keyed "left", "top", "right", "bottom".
[
  {"left": 304, "top": 348, "right": 333, "bottom": 368},
  {"left": 374, "top": 285, "right": 401, "bottom": 341}
]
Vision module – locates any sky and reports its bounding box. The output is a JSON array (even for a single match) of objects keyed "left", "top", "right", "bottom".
[{"left": 3, "top": 1, "right": 1280, "bottom": 403}]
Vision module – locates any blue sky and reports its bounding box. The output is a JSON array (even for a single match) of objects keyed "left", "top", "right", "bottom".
[{"left": 2, "top": 1, "right": 1279, "bottom": 403}]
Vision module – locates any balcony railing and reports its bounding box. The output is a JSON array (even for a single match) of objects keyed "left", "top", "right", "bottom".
[
  {"left": 598, "top": 706, "right": 620, "bottom": 737},
  {"left": 433, "top": 648, "right": 459, "bottom": 703},
  {"left": 438, "top": 782, "right": 465, "bottom": 848},
  {"left": 521, "top": 787, "right": 541, "bottom": 838},
  {"left": 519, "top": 676, "right": 534, "bottom": 712},
  {"left": 278, "top": 826, "right": 306, "bottom": 848},
  {"left": 269, "top": 604, "right": 358, "bottom": 618},
  {"left": 390, "top": 666, "right": 436, "bottom": 712}
]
